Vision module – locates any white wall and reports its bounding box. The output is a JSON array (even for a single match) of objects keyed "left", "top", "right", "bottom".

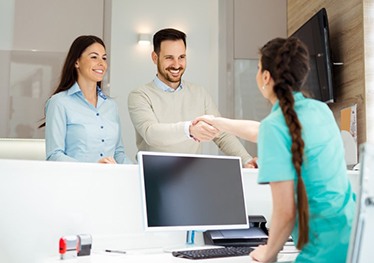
[{"left": 109, "top": 0, "right": 219, "bottom": 163}]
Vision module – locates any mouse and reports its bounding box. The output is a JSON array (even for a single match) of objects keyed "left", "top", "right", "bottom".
[{"left": 352, "top": 163, "right": 360, "bottom": 171}]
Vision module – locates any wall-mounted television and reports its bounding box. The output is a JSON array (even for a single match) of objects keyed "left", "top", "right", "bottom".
[{"left": 291, "top": 8, "right": 334, "bottom": 103}]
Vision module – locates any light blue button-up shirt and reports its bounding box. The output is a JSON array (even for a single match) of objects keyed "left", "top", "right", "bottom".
[
  {"left": 153, "top": 75, "right": 183, "bottom": 92},
  {"left": 45, "top": 82, "right": 126, "bottom": 163}
]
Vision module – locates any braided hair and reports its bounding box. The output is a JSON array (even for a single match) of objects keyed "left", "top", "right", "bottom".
[{"left": 260, "top": 37, "right": 310, "bottom": 250}]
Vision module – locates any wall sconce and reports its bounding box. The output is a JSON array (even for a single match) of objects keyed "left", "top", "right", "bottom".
[{"left": 138, "top": 33, "right": 151, "bottom": 45}]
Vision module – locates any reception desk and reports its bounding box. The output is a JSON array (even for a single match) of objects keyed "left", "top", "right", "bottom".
[
  {"left": 43, "top": 250, "right": 298, "bottom": 262},
  {"left": 0, "top": 159, "right": 358, "bottom": 263}
]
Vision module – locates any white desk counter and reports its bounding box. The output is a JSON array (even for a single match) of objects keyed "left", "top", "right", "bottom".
[
  {"left": 43, "top": 249, "right": 297, "bottom": 263},
  {"left": 0, "top": 159, "right": 357, "bottom": 263}
]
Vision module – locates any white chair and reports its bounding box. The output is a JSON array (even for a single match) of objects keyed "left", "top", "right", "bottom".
[
  {"left": 0, "top": 138, "right": 46, "bottom": 160},
  {"left": 347, "top": 143, "right": 374, "bottom": 263}
]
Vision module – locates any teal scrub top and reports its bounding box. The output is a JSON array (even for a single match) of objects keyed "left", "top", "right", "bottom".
[{"left": 258, "top": 92, "right": 356, "bottom": 263}]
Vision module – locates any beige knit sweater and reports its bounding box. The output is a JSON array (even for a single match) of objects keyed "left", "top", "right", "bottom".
[{"left": 128, "top": 80, "right": 252, "bottom": 164}]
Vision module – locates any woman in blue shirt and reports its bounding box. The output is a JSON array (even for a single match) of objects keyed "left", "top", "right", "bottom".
[
  {"left": 40, "top": 35, "right": 126, "bottom": 164},
  {"left": 194, "top": 37, "right": 355, "bottom": 262}
]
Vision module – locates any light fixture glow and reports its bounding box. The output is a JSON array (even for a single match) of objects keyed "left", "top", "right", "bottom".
[{"left": 138, "top": 33, "right": 151, "bottom": 45}]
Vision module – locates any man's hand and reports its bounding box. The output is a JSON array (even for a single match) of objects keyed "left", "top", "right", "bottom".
[
  {"left": 244, "top": 157, "right": 258, "bottom": 168},
  {"left": 189, "top": 120, "right": 219, "bottom": 142}
]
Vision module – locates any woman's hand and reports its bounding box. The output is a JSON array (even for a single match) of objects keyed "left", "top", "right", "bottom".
[
  {"left": 98, "top": 156, "right": 117, "bottom": 164},
  {"left": 192, "top": 115, "right": 216, "bottom": 127},
  {"left": 250, "top": 244, "right": 277, "bottom": 263}
]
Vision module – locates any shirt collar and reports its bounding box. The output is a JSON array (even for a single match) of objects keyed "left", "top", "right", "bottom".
[
  {"left": 67, "top": 82, "right": 81, "bottom": 95},
  {"left": 271, "top": 92, "right": 305, "bottom": 112},
  {"left": 153, "top": 75, "right": 183, "bottom": 92},
  {"left": 67, "top": 82, "right": 107, "bottom": 100},
  {"left": 97, "top": 86, "right": 107, "bottom": 100}
]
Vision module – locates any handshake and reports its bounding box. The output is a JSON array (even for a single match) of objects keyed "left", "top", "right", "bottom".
[
  {"left": 189, "top": 115, "right": 259, "bottom": 169},
  {"left": 189, "top": 115, "right": 221, "bottom": 142}
]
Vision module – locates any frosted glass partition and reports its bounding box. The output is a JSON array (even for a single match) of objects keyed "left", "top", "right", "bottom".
[
  {"left": 0, "top": 50, "right": 65, "bottom": 139},
  {"left": 234, "top": 59, "right": 272, "bottom": 156},
  {"left": 0, "top": 0, "right": 105, "bottom": 139}
]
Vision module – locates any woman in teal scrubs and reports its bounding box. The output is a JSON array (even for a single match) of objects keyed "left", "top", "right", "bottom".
[{"left": 193, "top": 37, "right": 355, "bottom": 262}]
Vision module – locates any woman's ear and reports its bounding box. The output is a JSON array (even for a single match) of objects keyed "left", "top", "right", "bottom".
[{"left": 262, "top": 70, "right": 271, "bottom": 85}]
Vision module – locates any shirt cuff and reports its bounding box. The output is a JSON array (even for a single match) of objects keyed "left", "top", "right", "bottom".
[
  {"left": 184, "top": 121, "right": 194, "bottom": 140},
  {"left": 244, "top": 157, "right": 253, "bottom": 164}
]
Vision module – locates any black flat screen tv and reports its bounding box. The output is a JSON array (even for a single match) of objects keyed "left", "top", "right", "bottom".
[{"left": 291, "top": 8, "right": 334, "bottom": 103}]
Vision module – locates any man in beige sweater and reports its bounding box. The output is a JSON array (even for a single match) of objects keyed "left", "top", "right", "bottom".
[{"left": 128, "top": 28, "right": 257, "bottom": 167}]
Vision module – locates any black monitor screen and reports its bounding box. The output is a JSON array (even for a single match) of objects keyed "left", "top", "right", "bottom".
[
  {"left": 291, "top": 8, "right": 334, "bottom": 103},
  {"left": 138, "top": 152, "right": 249, "bottom": 231}
]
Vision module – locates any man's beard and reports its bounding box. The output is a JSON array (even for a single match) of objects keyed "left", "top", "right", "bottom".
[{"left": 157, "top": 62, "right": 185, "bottom": 83}]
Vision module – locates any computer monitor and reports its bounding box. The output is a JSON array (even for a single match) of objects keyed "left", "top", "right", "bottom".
[{"left": 137, "top": 151, "right": 249, "bottom": 233}]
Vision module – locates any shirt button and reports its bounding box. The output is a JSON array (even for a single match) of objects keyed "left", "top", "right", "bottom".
[
  {"left": 102, "top": 139, "right": 104, "bottom": 142},
  {"left": 100, "top": 153, "right": 103, "bottom": 157},
  {"left": 96, "top": 113, "right": 99, "bottom": 116},
  {"left": 101, "top": 126, "right": 104, "bottom": 129}
]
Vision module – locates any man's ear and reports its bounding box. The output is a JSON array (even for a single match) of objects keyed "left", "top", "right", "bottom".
[{"left": 151, "top": 51, "right": 158, "bottom": 64}]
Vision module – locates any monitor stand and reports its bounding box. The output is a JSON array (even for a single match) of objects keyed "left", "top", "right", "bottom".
[
  {"left": 186, "top": 230, "right": 195, "bottom": 245},
  {"left": 163, "top": 231, "right": 224, "bottom": 253}
]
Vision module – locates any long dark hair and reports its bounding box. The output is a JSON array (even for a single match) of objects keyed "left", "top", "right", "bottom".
[
  {"left": 260, "top": 37, "right": 310, "bottom": 250},
  {"left": 39, "top": 35, "right": 105, "bottom": 128}
]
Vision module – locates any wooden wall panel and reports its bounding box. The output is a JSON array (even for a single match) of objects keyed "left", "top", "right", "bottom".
[
  {"left": 364, "top": 0, "right": 374, "bottom": 143},
  {"left": 288, "top": 0, "right": 366, "bottom": 146}
]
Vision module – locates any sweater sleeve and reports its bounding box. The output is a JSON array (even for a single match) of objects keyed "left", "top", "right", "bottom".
[
  {"left": 213, "top": 132, "right": 253, "bottom": 164},
  {"left": 201, "top": 89, "right": 253, "bottom": 163},
  {"left": 128, "top": 87, "right": 189, "bottom": 147}
]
